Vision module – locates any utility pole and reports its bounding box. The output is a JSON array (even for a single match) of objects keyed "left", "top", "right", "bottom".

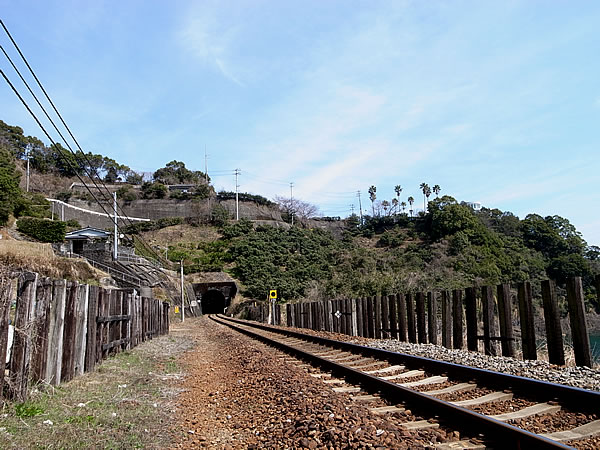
[
  {"left": 180, "top": 260, "right": 185, "bottom": 323},
  {"left": 234, "top": 169, "right": 240, "bottom": 220},
  {"left": 25, "top": 144, "right": 30, "bottom": 192},
  {"left": 357, "top": 191, "right": 363, "bottom": 224},
  {"left": 205, "top": 147, "right": 210, "bottom": 222},
  {"left": 290, "top": 182, "right": 294, "bottom": 226},
  {"left": 113, "top": 192, "right": 118, "bottom": 261}
]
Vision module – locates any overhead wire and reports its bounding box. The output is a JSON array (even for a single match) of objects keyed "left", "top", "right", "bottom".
[{"left": 0, "top": 20, "right": 164, "bottom": 263}]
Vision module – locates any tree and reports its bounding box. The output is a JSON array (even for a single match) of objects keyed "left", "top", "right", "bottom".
[
  {"left": 368, "top": 185, "right": 377, "bottom": 217},
  {"left": 381, "top": 200, "right": 390, "bottom": 216},
  {"left": 0, "top": 146, "right": 22, "bottom": 225},
  {"left": 394, "top": 185, "right": 402, "bottom": 209},
  {"left": 153, "top": 160, "right": 209, "bottom": 185},
  {"left": 420, "top": 182, "right": 430, "bottom": 213},
  {"left": 51, "top": 143, "right": 83, "bottom": 177},
  {"left": 433, "top": 184, "right": 441, "bottom": 197},
  {"left": 275, "top": 196, "right": 319, "bottom": 221},
  {"left": 407, "top": 196, "right": 414, "bottom": 217},
  {"left": 126, "top": 170, "right": 144, "bottom": 185},
  {"left": 400, "top": 201, "right": 407, "bottom": 213},
  {"left": 425, "top": 185, "right": 432, "bottom": 211},
  {"left": 141, "top": 181, "right": 167, "bottom": 199},
  {"left": 391, "top": 198, "right": 398, "bottom": 214}
]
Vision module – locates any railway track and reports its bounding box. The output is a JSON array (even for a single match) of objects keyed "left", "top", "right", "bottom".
[{"left": 212, "top": 315, "right": 600, "bottom": 449}]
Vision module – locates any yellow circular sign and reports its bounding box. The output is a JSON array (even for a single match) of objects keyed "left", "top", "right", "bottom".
[{"left": 269, "top": 290, "right": 277, "bottom": 299}]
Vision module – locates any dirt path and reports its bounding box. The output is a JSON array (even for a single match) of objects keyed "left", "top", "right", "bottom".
[{"left": 171, "top": 317, "right": 441, "bottom": 448}]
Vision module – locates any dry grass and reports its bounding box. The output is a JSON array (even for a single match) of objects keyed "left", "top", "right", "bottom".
[
  {"left": 0, "top": 240, "right": 55, "bottom": 259},
  {"left": 0, "top": 326, "right": 197, "bottom": 449},
  {"left": 143, "top": 224, "right": 221, "bottom": 247},
  {"left": 0, "top": 251, "right": 107, "bottom": 283}
]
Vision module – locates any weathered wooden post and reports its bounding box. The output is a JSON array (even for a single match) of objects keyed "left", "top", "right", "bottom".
[
  {"left": 62, "top": 281, "right": 82, "bottom": 382},
  {"left": 388, "top": 294, "right": 398, "bottom": 339},
  {"left": 31, "top": 278, "right": 53, "bottom": 382},
  {"left": 345, "top": 298, "right": 353, "bottom": 335},
  {"left": 74, "top": 284, "right": 89, "bottom": 376},
  {"left": 0, "top": 274, "right": 14, "bottom": 398},
  {"left": 566, "top": 277, "right": 592, "bottom": 367},
  {"left": 374, "top": 295, "right": 382, "bottom": 338},
  {"left": 365, "top": 297, "right": 374, "bottom": 338},
  {"left": 517, "top": 281, "right": 537, "bottom": 360},
  {"left": 441, "top": 290, "right": 451, "bottom": 348},
  {"left": 356, "top": 298, "right": 364, "bottom": 337},
  {"left": 541, "top": 280, "right": 564, "bottom": 365},
  {"left": 427, "top": 292, "right": 438, "bottom": 345},
  {"left": 465, "top": 287, "right": 478, "bottom": 352},
  {"left": 47, "top": 280, "right": 67, "bottom": 383},
  {"left": 351, "top": 298, "right": 358, "bottom": 336},
  {"left": 9, "top": 272, "right": 38, "bottom": 400},
  {"left": 362, "top": 297, "right": 369, "bottom": 337},
  {"left": 406, "top": 293, "right": 417, "bottom": 343},
  {"left": 481, "top": 286, "right": 497, "bottom": 356},
  {"left": 381, "top": 296, "right": 390, "bottom": 338},
  {"left": 497, "top": 283, "right": 515, "bottom": 357},
  {"left": 452, "top": 289, "right": 464, "bottom": 349},
  {"left": 397, "top": 293, "right": 408, "bottom": 342},
  {"left": 416, "top": 292, "right": 427, "bottom": 344}
]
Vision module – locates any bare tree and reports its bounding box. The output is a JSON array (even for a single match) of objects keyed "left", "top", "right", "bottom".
[{"left": 274, "top": 195, "right": 320, "bottom": 220}]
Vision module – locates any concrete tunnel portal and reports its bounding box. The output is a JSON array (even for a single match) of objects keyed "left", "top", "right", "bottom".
[{"left": 191, "top": 279, "right": 237, "bottom": 315}]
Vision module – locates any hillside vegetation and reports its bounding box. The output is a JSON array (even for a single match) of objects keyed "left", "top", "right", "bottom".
[{"left": 1, "top": 119, "right": 598, "bottom": 312}]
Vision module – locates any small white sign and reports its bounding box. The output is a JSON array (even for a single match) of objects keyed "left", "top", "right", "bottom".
[
  {"left": 190, "top": 301, "right": 198, "bottom": 307},
  {"left": 334, "top": 310, "right": 342, "bottom": 319}
]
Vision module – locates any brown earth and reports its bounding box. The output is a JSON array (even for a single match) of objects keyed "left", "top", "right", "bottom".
[{"left": 171, "top": 317, "right": 446, "bottom": 449}]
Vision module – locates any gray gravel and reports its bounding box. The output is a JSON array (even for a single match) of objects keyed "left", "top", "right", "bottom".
[{"left": 354, "top": 339, "right": 600, "bottom": 392}]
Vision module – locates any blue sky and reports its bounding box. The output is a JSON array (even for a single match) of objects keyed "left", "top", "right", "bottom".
[{"left": 1, "top": 1, "right": 599, "bottom": 245}]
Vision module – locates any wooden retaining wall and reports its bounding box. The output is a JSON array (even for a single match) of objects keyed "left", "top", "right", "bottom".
[
  {"left": 0, "top": 271, "right": 170, "bottom": 401},
  {"left": 250, "top": 276, "right": 597, "bottom": 368}
]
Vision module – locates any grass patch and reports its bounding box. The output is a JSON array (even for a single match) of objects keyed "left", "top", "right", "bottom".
[{"left": 0, "top": 333, "right": 191, "bottom": 449}]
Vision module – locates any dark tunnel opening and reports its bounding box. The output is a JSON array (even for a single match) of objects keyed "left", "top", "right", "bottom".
[{"left": 201, "top": 289, "right": 227, "bottom": 314}]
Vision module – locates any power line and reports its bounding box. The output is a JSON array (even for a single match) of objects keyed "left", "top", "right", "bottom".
[
  {"left": 0, "top": 20, "right": 163, "bottom": 263},
  {"left": 0, "top": 69, "right": 120, "bottom": 228}
]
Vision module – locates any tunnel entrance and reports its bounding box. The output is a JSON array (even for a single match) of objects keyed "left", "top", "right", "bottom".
[
  {"left": 191, "top": 275, "right": 237, "bottom": 315},
  {"left": 201, "top": 289, "right": 227, "bottom": 314}
]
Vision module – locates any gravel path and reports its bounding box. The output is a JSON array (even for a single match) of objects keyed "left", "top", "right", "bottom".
[{"left": 170, "top": 317, "right": 460, "bottom": 448}]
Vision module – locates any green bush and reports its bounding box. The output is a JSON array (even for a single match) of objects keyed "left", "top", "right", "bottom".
[
  {"left": 65, "top": 219, "right": 81, "bottom": 228},
  {"left": 17, "top": 217, "right": 66, "bottom": 242}
]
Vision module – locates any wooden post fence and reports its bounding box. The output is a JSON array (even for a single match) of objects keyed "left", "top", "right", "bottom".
[{"left": 0, "top": 272, "right": 170, "bottom": 402}]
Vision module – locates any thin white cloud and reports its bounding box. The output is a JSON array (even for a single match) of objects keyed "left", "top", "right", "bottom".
[{"left": 177, "top": 6, "right": 243, "bottom": 86}]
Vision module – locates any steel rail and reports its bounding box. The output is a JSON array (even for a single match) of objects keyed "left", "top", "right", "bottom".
[
  {"left": 217, "top": 315, "right": 600, "bottom": 415},
  {"left": 212, "top": 315, "right": 570, "bottom": 449}
]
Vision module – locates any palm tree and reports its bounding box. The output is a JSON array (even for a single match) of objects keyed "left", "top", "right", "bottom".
[
  {"left": 424, "top": 185, "right": 432, "bottom": 212},
  {"left": 408, "top": 196, "right": 414, "bottom": 217},
  {"left": 400, "top": 201, "right": 407, "bottom": 213},
  {"left": 391, "top": 198, "right": 398, "bottom": 214},
  {"left": 382, "top": 200, "right": 390, "bottom": 216},
  {"left": 433, "top": 184, "right": 441, "bottom": 198},
  {"left": 420, "top": 182, "right": 429, "bottom": 213},
  {"left": 394, "top": 185, "right": 402, "bottom": 208},
  {"left": 368, "top": 185, "right": 377, "bottom": 216}
]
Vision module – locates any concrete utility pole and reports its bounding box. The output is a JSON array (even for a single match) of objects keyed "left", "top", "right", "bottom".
[
  {"left": 290, "top": 182, "right": 294, "bottom": 226},
  {"left": 205, "top": 147, "right": 210, "bottom": 222},
  {"left": 25, "top": 144, "right": 30, "bottom": 192},
  {"left": 234, "top": 169, "right": 240, "bottom": 220},
  {"left": 113, "top": 192, "right": 118, "bottom": 261},
  {"left": 180, "top": 260, "right": 185, "bottom": 323},
  {"left": 357, "top": 191, "right": 363, "bottom": 224}
]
